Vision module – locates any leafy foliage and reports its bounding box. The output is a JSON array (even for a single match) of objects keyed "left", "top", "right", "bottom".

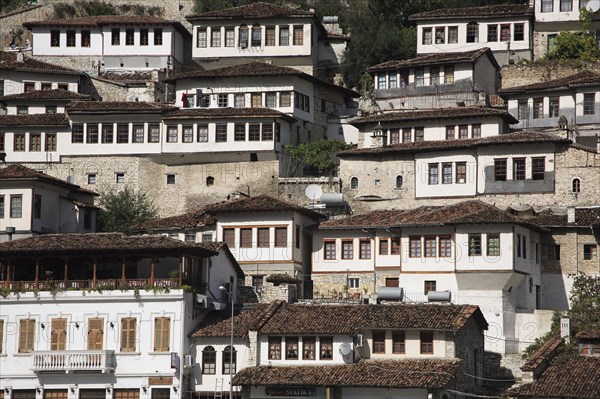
[
  {"left": 285, "top": 139, "right": 353, "bottom": 176},
  {"left": 546, "top": 32, "right": 600, "bottom": 62},
  {"left": 522, "top": 310, "right": 562, "bottom": 359},
  {"left": 97, "top": 186, "right": 158, "bottom": 235},
  {"left": 53, "top": 0, "right": 163, "bottom": 18}
]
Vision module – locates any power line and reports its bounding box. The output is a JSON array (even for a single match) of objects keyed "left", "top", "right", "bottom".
[{"left": 446, "top": 389, "right": 503, "bottom": 398}]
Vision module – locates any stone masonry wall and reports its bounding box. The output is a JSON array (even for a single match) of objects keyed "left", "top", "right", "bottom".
[{"left": 501, "top": 60, "right": 600, "bottom": 88}]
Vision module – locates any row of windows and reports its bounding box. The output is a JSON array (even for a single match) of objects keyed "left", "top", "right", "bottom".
[
  {"left": 197, "top": 24, "right": 304, "bottom": 49},
  {"left": 15, "top": 104, "right": 59, "bottom": 115},
  {"left": 349, "top": 175, "right": 404, "bottom": 190},
  {"left": 427, "top": 162, "right": 469, "bottom": 185},
  {"left": 422, "top": 22, "right": 525, "bottom": 45},
  {"left": 0, "top": 194, "right": 27, "bottom": 219},
  {"left": 493, "top": 157, "right": 546, "bottom": 181},
  {"left": 222, "top": 226, "right": 301, "bottom": 249},
  {"left": 376, "top": 66, "right": 455, "bottom": 90},
  {"left": 4, "top": 317, "right": 170, "bottom": 354},
  {"left": 21, "top": 81, "right": 71, "bottom": 92},
  {"left": 201, "top": 345, "right": 237, "bottom": 374},
  {"left": 4, "top": 132, "right": 56, "bottom": 152},
  {"left": 518, "top": 93, "right": 596, "bottom": 120},
  {"left": 50, "top": 28, "right": 164, "bottom": 48},
  {"left": 372, "top": 331, "right": 434, "bottom": 354},
  {"left": 4, "top": 388, "right": 169, "bottom": 399},
  {"left": 183, "top": 91, "right": 311, "bottom": 112},
  {"left": 541, "top": 0, "right": 588, "bottom": 12},
  {"left": 268, "top": 336, "right": 332, "bottom": 361},
  {"left": 324, "top": 237, "right": 401, "bottom": 260}
]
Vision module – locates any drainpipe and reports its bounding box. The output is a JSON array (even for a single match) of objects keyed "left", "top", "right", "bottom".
[{"left": 6, "top": 226, "right": 15, "bottom": 241}]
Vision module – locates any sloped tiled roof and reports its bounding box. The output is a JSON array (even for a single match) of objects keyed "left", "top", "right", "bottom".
[
  {"left": 521, "top": 334, "right": 563, "bottom": 372},
  {"left": 98, "top": 71, "right": 154, "bottom": 85},
  {"left": 319, "top": 201, "right": 545, "bottom": 233},
  {"left": 410, "top": 4, "right": 533, "bottom": 21},
  {"left": 66, "top": 101, "right": 176, "bottom": 114},
  {"left": 0, "top": 164, "right": 96, "bottom": 195},
  {"left": 506, "top": 356, "right": 600, "bottom": 399},
  {"left": 139, "top": 209, "right": 217, "bottom": 230},
  {"left": 368, "top": 48, "right": 495, "bottom": 72},
  {"left": 0, "top": 89, "right": 91, "bottom": 101},
  {"left": 0, "top": 113, "right": 70, "bottom": 127},
  {"left": 531, "top": 208, "right": 600, "bottom": 227},
  {"left": 203, "top": 195, "right": 324, "bottom": 220},
  {"left": 163, "top": 107, "right": 296, "bottom": 122},
  {"left": 191, "top": 302, "right": 283, "bottom": 338},
  {"left": 337, "top": 131, "right": 570, "bottom": 157},
  {"left": 233, "top": 359, "right": 462, "bottom": 388},
  {"left": 187, "top": 2, "right": 314, "bottom": 19},
  {"left": 576, "top": 330, "right": 600, "bottom": 339},
  {"left": 351, "top": 107, "right": 518, "bottom": 125},
  {"left": 499, "top": 71, "right": 600, "bottom": 94},
  {"left": 0, "top": 51, "right": 82, "bottom": 75}
]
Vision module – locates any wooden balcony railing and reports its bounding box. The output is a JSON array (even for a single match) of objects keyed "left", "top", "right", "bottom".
[
  {"left": 32, "top": 350, "right": 114, "bottom": 373},
  {"left": 0, "top": 278, "right": 180, "bottom": 291}
]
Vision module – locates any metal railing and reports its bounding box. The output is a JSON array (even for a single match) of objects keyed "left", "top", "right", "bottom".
[
  {"left": 1, "top": 278, "right": 180, "bottom": 291},
  {"left": 32, "top": 350, "right": 114, "bottom": 372}
]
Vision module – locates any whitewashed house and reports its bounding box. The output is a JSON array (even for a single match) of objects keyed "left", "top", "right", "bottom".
[
  {"left": 0, "top": 164, "right": 97, "bottom": 242},
  {"left": 410, "top": 4, "right": 534, "bottom": 66},
  {"left": 499, "top": 70, "right": 600, "bottom": 148},
  {"left": 23, "top": 15, "right": 190, "bottom": 72},
  {"left": 186, "top": 2, "right": 346, "bottom": 80},
  {"left": 1, "top": 89, "right": 91, "bottom": 115},
  {"left": 368, "top": 48, "right": 499, "bottom": 111},
  {"left": 0, "top": 233, "right": 243, "bottom": 398},
  {"left": 312, "top": 200, "right": 546, "bottom": 355}
]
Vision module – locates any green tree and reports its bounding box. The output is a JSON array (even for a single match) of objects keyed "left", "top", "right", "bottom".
[
  {"left": 569, "top": 273, "right": 600, "bottom": 334},
  {"left": 97, "top": 186, "right": 158, "bottom": 235},
  {"left": 546, "top": 32, "right": 600, "bottom": 62},
  {"left": 285, "top": 139, "right": 354, "bottom": 176}
]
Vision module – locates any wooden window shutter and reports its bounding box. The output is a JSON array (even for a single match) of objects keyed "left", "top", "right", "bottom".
[
  {"left": 87, "top": 318, "right": 104, "bottom": 350},
  {"left": 19, "top": 319, "right": 35, "bottom": 353},
  {"left": 120, "top": 318, "right": 136, "bottom": 352},
  {"left": 154, "top": 317, "right": 170, "bottom": 352},
  {"left": 51, "top": 318, "right": 67, "bottom": 351}
]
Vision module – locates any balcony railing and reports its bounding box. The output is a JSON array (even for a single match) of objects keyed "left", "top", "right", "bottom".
[
  {"left": 1, "top": 278, "right": 180, "bottom": 291},
  {"left": 32, "top": 350, "right": 114, "bottom": 373}
]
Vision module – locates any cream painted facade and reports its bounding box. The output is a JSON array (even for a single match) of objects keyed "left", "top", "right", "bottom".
[{"left": 0, "top": 70, "right": 81, "bottom": 97}]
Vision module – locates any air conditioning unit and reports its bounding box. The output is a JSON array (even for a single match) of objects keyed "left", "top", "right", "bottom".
[
  {"left": 355, "top": 334, "right": 364, "bottom": 347},
  {"left": 183, "top": 354, "right": 194, "bottom": 368}
]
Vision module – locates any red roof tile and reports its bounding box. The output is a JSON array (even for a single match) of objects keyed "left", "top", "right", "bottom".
[
  {"left": 139, "top": 209, "right": 217, "bottom": 230},
  {"left": 531, "top": 208, "right": 600, "bottom": 227},
  {"left": 233, "top": 359, "right": 462, "bottom": 389},
  {"left": 66, "top": 101, "right": 176, "bottom": 114},
  {"left": 0, "top": 164, "right": 96, "bottom": 195},
  {"left": 191, "top": 302, "right": 283, "bottom": 338},
  {"left": 204, "top": 195, "right": 324, "bottom": 220},
  {"left": 0, "top": 113, "right": 70, "bottom": 127},
  {"left": 1, "top": 89, "right": 90, "bottom": 101},
  {"left": 351, "top": 107, "right": 518, "bottom": 125},
  {"left": 163, "top": 107, "right": 296, "bottom": 122},
  {"left": 187, "top": 2, "right": 314, "bottom": 19},
  {"left": 521, "top": 334, "right": 564, "bottom": 372},
  {"left": 0, "top": 51, "right": 83, "bottom": 75},
  {"left": 499, "top": 71, "right": 600, "bottom": 94},
  {"left": 410, "top": 4, "right": 533, "bottom": 21},
  {"left": 576, "top": 330, "right": 600, "bottom": 340},
  {"left": 368, "top": 48, "right": 495, "bottom": 72}
]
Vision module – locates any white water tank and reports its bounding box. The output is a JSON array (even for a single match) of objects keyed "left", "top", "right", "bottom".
[
  {"left": 427, "top": 291, "right": 452, "bottom": 302},
  {"left": 376, "top": 286, "right": 404, "bottom": 301}
]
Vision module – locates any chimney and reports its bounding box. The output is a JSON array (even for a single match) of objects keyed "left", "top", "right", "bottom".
[
  {"left": 567, "top": 207, "right": 576, "bottom": 224},
  {"left": 16, "top": 51, "right": 24, "bottom": 63},
  {"left": 370, "top": 122, "right": 387, "bottom": 148},
  {"left": 560, "top": 317, "right": 570, "bottom": 343},
  {"left": 309, "top": 7, "right": 316, "bottom": 13}
]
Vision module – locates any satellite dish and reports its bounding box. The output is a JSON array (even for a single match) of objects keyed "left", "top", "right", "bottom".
[
  {"left": 587, "top": 0, "right": 600, "bottom": 12},
  {"left": 305, "top": 185, "right": 323, "bottom": 201},
  {"left": 339, "top": 342, "right": 352, "bottom": 356}
]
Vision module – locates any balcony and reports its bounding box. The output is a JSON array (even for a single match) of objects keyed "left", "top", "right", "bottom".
[
  {"left": 32, "top": 350, "right": 115, "bottom": 373},
  {"left": 0, "top": 278, "right": 180, "bottom": 291}
]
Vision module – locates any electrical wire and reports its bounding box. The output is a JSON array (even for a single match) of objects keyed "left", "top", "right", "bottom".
[{"left": 446, "top": 389, "right": 503, "bottom": 398}]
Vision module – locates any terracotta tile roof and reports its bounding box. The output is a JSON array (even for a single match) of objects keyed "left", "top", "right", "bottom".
[
  {"left": 521, "top": 334, "right": 563, "bottom": 372},
  {"left": 576, "top": 330, "right": 600, "bottom": 339},
  {"left": 139, "top": 209, "right": 216, "bottom": 230},
  {"left": 326, "top": 32, "right": 350, "bottom": 40},
  {"left": 499, "top": 71, "right": 600, "bottom": 94},
  {"left": 337, "top": 131, "right": 570, "bottom": 157},
  {"left": 191, "top": 302, "right": 283, "bottom": 338},
  {"left": 259, "top": 303, "right": 487, "bottom": 334},
  {"left": 319, "top": 200, "right": 545, "bottom": 233},
  {"left": 165, "top": 62, "right": 360, "bottom": 98},
  {"left": 99, "top": 71, "right": 153, "bottom": 84},
  {"left": 203, "top": 195, "right": 324, "bottom": 220},
  {"left": 368, "top": 48, "right": 495, "bottom": 72},
  {"left": 0, "top": 113, "right": 70, "bottom": 127},
  {"left": 163, "top": 107, "right": 296, "bottom": 122},
  {"left": 23, "top": 15, "right": 190, "bottom": 37},
  {"left": 66, "top": 101, "right": 176, "bottom": 114},
  {"left": 351, "top": 107, "right": 518, "bottom": 125},
  {"left": 0, "top": 89, "right": 91, "bottom": 101},
  {"left": 0, "top": 51, "right": 83, "bottom": 75},
  {"left": 0, "top": 164, "right": 96, "bottom": 195},
  {"left": 531, "top": 208, "right": 600, "bottom": 227},
  {"left": 233, "top": 359, "right": 462, "bottom": 388},
  {"left": 506, "top": 356, "right": 600, "bottom": 399},
  {"left": 410, "top": 4, "right": 533, "bottom": 21},
  {"left": 187, "top": 2, "right": 314, "bottom": 19},
  {"left": 0, "top": 233, "right": 219, "bottom": 257}
]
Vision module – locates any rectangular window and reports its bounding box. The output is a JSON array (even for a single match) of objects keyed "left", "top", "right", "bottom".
[
  {"left": 435, "top": 27, "right": 445, "bottom": 44},
  {"left": 415, "top": 69, "right": 425, "bottom": 87},
  {"left": 513, "top": 158, "right": 526, "bottom": 180},
  {"left": 584, "top": 93, "right": 595, "bottom": 115},
  {"left": 0, "top": 196, "right": 4, "bottom": 219},
  {"left": 211, "top": 28, "right": 221, "bottom": 47},
  {"left": 285, "top": 337, "right": 299, "bottom": 360},
  {"left": 257, "top": 228, "right": 270, "bottom": 248},
  {"left": 140, "top": 29, "right": 148, "bottom": 46},
  {"left": 87, "top": 318, "right": 103, "bottom": 350},
  {"left": 494, "top": 158, "right": 507, "bottom": 181},
  {"left": 439, "top": 236, "right": 451, "bottom": 257},
  {"left": 234, "top": 124, "right": 246, "bottom": 141},
  {"left": 487, "top": 234, "right": 500, "bottom": 256},
  {"left": 19, "top": 319, "right": 35, "bottom": 352},
  {"left": 216, "top": 124, "right": 227, "bottom": 142},
  {"left": 442, "top": 163, "right": 452, "bottom": 184},
  {"left": 392, "top": 331, "right": 405, "bottom": 354},
  {"left": 532, "top": 157, "right": 545, "bottom": 180},
  {"left": 320, "top": 337, "right": 333, "bottom": 360},
  {"left": 154, "top": 317, "right": 170, "bottom": 352},
  {"left": 33, "top": 194, "right": 42, "bottom": 219},
  {"left": 517, "top": 233, "right": 522, "bottom": 258},
  {"left": 548, "top": 34, "right": 557, "bottom": 52},
  {"left": 279, "top": 26, "right": 289, "bottom": 45},
  {"left": 111, "top": 28, "right": 120, "bottom": 45},
  {"left": 549, "top": 97, "right": 560, "bottom": 117},
  {"left": 443, "top": 65, "right": 454, "bottom": 85},
  {"left": 500, "top": 24, "right": 511, "bottom": 41},
  {"left": 197, "top": 125, "right": 208, "bottom": 142},
  {"left": 117, "top": 124, "right": 129, "bottom": 143},
  {"left": 389, "top": 74, "right": 398, "bottom": 88},
  {"left": 225, "top": 27, "right": 235, "bottom": 47},
  {"left": 455, "top": 162, "right": 467, "bottom": 184},
  {"left": 467, "top": 23, "right": 479, "bottom": 43},
  {"left": 377, "top": 75, "right": 386, "bottom": 89},
  {"left": 132, "top": 124, "right": 144, "bottom": 143},
  {"left": 151, "top": 389, "right": 170, "bottom": 399},
  {"left": 268, "top": 337, "right": 281, "bottom": 360},
  {"left": 223, "top": 228, "right": 235, "bottom": 248},
  {"left": 51, "top": 30, "right": 60, "bottom": 47},
  {"left": 415, "top": 127, "right": 424, "bottom": 141},
  {"left": 446, "top": 126, "right": 455, "bottom": 140},
  {"left": 560, "top": 0, "right": 573, "bottom": 11},
  {"left": 280, "top": 91, "right": 291, "bottom": 107},
  {"left": 523, "top": 235, "right": 527, "bottom": 259},
  {"left": 303, "top": 337, "right": 316, "bottom": 360},
  {"left": 81, "top": 30, "right": 91, "bottom": 47},
  {"left": 542, "top": 0, "right": 553, "bottom": 12},
  {"left": 13, "top": 133, "right": 25, "bottom": 151},
  {"left": 251, "top": 93, "right": 262, "bottom": 108},
  {"left": 518, "top": 100, "right": 529, "bottom": 119},
  {"left": 348, "top": 278, "right": 359, "bottom": 289},
  {"left": 197, "top": 28, "right": 207, "bottom": 47},
  {"left": 102, "top": 124, "right": 114, "bottom": 143},
  {"left": 274, "top": 227, "right": 287, "bottom": 247},
  {"left": 154, "top": 28, "right": 162, "bottom": 45},
  {"left": 115, "top": 173, "right": 125, "bottom": 184},
  {"left": 46, "top": 105, "right": 57, "bottom": 114},
  {"left": 420, "top": 331, "right": 434, "bottom": 354},
  {"left": 86, "top": 124, "right": 98, "bottom": 143},
  {"left": 125, "top": 29, "right": 134, "bottom": 46},
  {"left": 217, "top": 93, "right": 228, "bottom": 107},
  {"left": 533, "top": 98, "right": 544, "bottom": 119},
  {"left": 266, "top": 26, "right": 276, "bottom": 46},
  {"left": 389, "top": 129, "right": 400, "bottom": 145},
  {"left": 379, "top": 239, "right": 389, "bottom": 255},
  {"left": 87, "top": 174, "right": 96, "bottom": 185},
  {"left": 424, "top": 236, "right": 437, "bottom": 257},
  {"left": 17, "top": 104, "right": 28, "bottom": 114},
  {"left": 428, "top": 163, "right": 439, "bottom": 184},
  {"left": 296, "top": 225, "right": 301, "bottom": 248},
  {"left": 202, "top": 347, "right": 216, "bottom": 375},
  {"left": 422, "top": 28, "right": 432, "bottom": 45},
  {"left": 448, "top": 26, "right": 458, "bottom": 43},
  {"left": 469, "top": 234, "right": 482, "bottom": 256},
  {"left": 66, "top": 30, "right": 76, "bottom": 47},
  {"left": 251, "top": 25, "right": 262, "bottom": 47},
  {"left": 293, "top": 25, "right": 303, "bottom": 45},
  {"left": 262, "top": 123, "right": 273, "bottom": 141},
  {"left": 72, "top": 124, "right": 84, "bottom": 143},
  {"left": 120, "top": 318, "right": 136, "bottom": 352},
  {"left": 488, "top": 24, "right": 498, "bottom": 42},
  {"left": 458, "top": 125, "right": 469, "bottom": 140},
  {"left": 372, "top": 331, "right": 385, "bottom": 353},
  {"left": 51, "top": 318, "right": 67, "bottom": 351},
  {"left": 410, "top": 236, "right": 421, "bottom": 257},
  {"left": 391, "top": 237, "right": 400, "bottom": 255},
  {"left": 424, "top": 280, "right": 437, "bottom": 295},
  {"left": 240, "top": 228, "right": 252, "bottom": 248},
  {"left": 342, "top": 240, "right": 353, "bottom": 259},
  {"left": 44, "top": 133, "right": 56, "bottom": 152},
  {"left": 583, "top": 244, "right": 596, "bottom": 260},
  {"left": 430, "top": 67, "right": 440, "bottom": 85},
  {"left": 402, "top": 128, "right": 412, "bottom": 142},
  {"left": 266, "top": 92, "right": 277, "bottom": 108},
  {"left": 359, "top": 240, "right": 371, "bottom": 259},
  {"left": 234, "top": 93, "right": 245, "bottom": 108},
  {"left": 30, "top": 134, "right": 41, "bottom": 151},
  {"left": 514, "top": 23, "right": 525, "bottom": 41},
  {"left": 472, "top": 123, "right": 481, "bottom": 139},
  {"left": 249, "top": 124, "right": 261, "bottom": 141},
  {"left": 181, "top": 126, "right": 193, "bottom": 143}
]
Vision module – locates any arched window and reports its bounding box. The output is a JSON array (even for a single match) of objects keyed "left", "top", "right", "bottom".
[
  {"left": 223, "top": 345, "right": 237, "bottom": 374},
  {"left": 251, "top": 24, "right": 262, "bottom": 47},
  {"left": 466, "top": 22, "right": 479, "bottom": 43},
  {"left": 350, "top": 177, "right": 359, "bottom": 190},
  {"left": 572, "top": 178, "right": 581, "bottom": 193},
  {"left": 206, "top": 176, "right": 215, "bottom": 186},
  {"left": 202, "top": 346, "right": 216, "bottom": 374},
  {"left": 396, "top": 175, "right": 403, "bottom": 189},
  {"left": 239, "top": 25, "right": 249, "bottom": 48}
]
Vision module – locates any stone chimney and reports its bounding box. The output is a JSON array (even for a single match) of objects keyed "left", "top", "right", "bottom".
[
  {"left": 16, "top": 51, "right": 24, "bottom": 62},
  {"left": 560, "top": 317, "right": 570, "bottom": 343},
  {"left": 567, "top": 207, "right": 576, "bottom": 224},
  {"left": 370, "top": 122, "right": 387, "bottom": 148}
]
